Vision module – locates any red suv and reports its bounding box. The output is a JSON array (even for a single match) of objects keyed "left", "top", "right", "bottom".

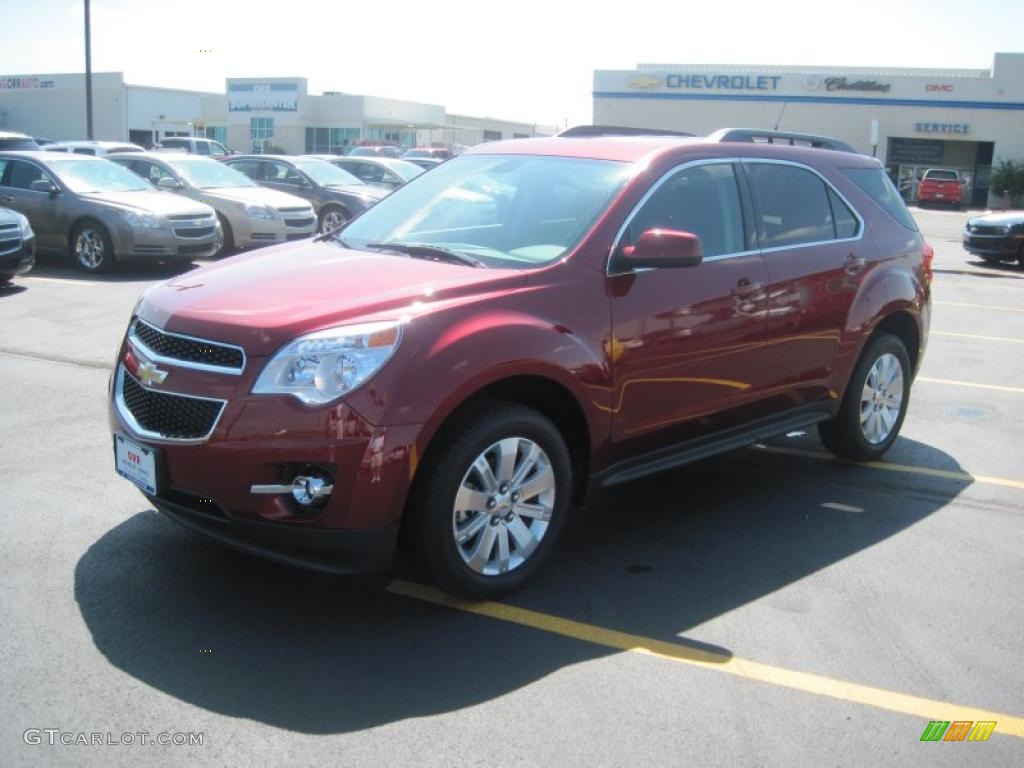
[
  {"left": 110, "top": 130, "right": 932, "bottom": 597},
  {"left": 917, "top": 168, "right": 964, "bottom": 208}
]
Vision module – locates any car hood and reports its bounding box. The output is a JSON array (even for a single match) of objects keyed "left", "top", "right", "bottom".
[
  {"left": 136, "top": 240, "right": 527, "bottom": 355},
  {"left": 81, "top": 190, "right": 212, "bottom": 217},
  {"left": 325, "top": 183, "right": 390, "bottom": 201},
  {"left": 201, "top": 186, "right": 312, "bottom": 210},
  {"left": 969, "top": 212, "right": 1024, "bottom": 226}
]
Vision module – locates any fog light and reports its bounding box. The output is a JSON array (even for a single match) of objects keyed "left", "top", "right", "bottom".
[{"left": 291, "top": 474, "right": 332, "bottom": 506}]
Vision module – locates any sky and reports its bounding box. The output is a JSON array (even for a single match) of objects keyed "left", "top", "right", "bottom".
[{"left": 1, "top": 0, "right": 1023, "bottom": 129}]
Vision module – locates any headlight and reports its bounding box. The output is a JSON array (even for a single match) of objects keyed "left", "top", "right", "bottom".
[
  {"left": 252, "top": 321, "right": 402, "bottom": 405},
  {"left": 119, "top": 210, "right": 161, "bottom": 229},
  {"left": 14, "top": 211, "right": 33, "bottom": 237},
  {"left": 244, "top": 203, "right": 274, "bottom": 220}
]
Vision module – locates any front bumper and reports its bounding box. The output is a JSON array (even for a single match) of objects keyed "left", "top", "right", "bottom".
[
  {"left": 229, "top": 213, "right": 317, "bottom": 248},
  {"left": 963, "top": 233, "right": 1019, "bottom": 258},
  {"left": 108, "top": 343, "right": 422, "bottom": 574},
  {"left": 111, "top": 219, "right": 222, "bottom": 261},
  {"left": 0, "top": 232, "right": 35, "bottom": 277}
]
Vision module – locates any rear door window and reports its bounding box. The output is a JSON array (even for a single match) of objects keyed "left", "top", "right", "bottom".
[
  {"left": 746, "top": 163, "right": 835, "bottom": 248},
  {"left": 827, "top": 188, "right": 860, "bottom": 239}
]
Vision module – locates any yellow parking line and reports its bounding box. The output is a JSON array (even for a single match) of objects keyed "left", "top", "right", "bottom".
[
  {"left": 751, "top": 444, "right": 1024, "bottom": 491},
  {"left": 936, "top": 301, "right": 1024, "bottom": 313},
  {"left": 931, "top": 331, "right": 1024, "bottom": 344},
  {"left": 386, "top": 580, "right": 1024, "bottom": 739},
  {"left": 917, "top": 376, "right": 1024, "bottom": 394}
]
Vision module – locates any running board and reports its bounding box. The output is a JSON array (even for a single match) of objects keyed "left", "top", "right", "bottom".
[{"left": 596, "top": 407, "right": 834, "bottom": 489}]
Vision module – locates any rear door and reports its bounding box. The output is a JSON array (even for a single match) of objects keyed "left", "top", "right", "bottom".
[
  {"left": 608, "top": 160, "right": 770, "bottom": 455},
  {"left": 743, "top": 160, "right": 871, "bottom": 409}
]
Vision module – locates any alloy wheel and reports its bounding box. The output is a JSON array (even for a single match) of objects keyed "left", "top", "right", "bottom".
[
  {"left": 75, "top": 227, "right": 105, "bottom": 270},
  {"left": 320, "top": 209, "right": 347, "bottom": 234},
  {"left": 859, "top": 352, "right": 904, "bottom": 445},
  {"left": 452, "top": 437, "right": 556, "bottom": 576}
]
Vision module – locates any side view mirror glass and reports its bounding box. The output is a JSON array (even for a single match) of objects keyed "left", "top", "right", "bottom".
[
  {"left": 623, "top": 228, "right": 703, "bottom": 269},
  {"left": 157, "top": 177, "right": 182, "bottom": 190}
]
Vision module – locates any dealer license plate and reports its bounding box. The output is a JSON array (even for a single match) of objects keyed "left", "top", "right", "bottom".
[{"left": 115, "top": 433, "right": 158, "bottom": 494}]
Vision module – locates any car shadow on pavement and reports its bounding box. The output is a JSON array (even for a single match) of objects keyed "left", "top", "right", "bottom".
[
  {"left": 26, "top": 251, "right": 202, "bottom": 282},
  {"left": 0, "top": 281, "right": 28, "bottom": 297},
  {"left": 74, "top": 436, "right": 969, "bottom": 734}
]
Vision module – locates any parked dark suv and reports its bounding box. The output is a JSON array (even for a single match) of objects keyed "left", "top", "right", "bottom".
[{"left": 110, "top": 129, "right": 932, "bottom": 598}]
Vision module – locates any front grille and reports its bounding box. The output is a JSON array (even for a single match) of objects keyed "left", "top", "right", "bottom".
[
  {"left": 285, "top": 217, "right": 315, "bottom": 228},
  {"left": 133, "top": 245, "right": 168, "bottom": 254},
  {"left": 286, "top": 233, "right": 311, "bottom": 241},
  {"left": 174, "top": 226, "right": 216, "bottom": 238},
  {"left": 131, "top": 319, "right": 245, "bottom": 371},
  {"left": 968, "top": 225, "right": 1007, "bottom": 236},
  {"left": 168, "top": 213, "right": 215, "bottom": 222},
  {"left": 250, "top": 233, "right": 277, "bottom": 240},
  {"left": 121, "top": 370, "right": 224, "bottom": 440},
  {"left": 0, "top": 236, "right": 20, "bottom": 256},
  {"left": 276, "top": 206, "right": 309, "bottom": 213}
]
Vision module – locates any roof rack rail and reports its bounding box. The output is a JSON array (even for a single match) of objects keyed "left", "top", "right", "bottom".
[
  {"left": 558, "top": 125, "right": 695, "bottom": 138},
  {"left": 709, "top": 128, "right": 857, "bottom": 154}
]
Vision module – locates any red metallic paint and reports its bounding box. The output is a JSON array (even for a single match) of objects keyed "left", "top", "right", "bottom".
[{"left": 110, "top": 137, "right": 930, "bottom": 574}]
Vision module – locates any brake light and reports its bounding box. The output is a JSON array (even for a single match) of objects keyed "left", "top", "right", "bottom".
[{"left": 922, "top": 242, "right": 934, "bottom": 286}]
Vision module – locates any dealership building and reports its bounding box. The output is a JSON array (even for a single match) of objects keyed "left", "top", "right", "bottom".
[
  {"left": 594, "top": 52, "right": 1024, "bottom": 207},
  {"left": 0, "top": 72, "right": 553, "bottom": 153}
]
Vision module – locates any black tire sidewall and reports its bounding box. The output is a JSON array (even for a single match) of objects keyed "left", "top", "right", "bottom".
[
  {"left": 71, "top": 220, "right": 114, "bottom": 273},
  {"left": 318, "top": 206, "right": 349, "bottom": 234},
  {"left": 216, "top": 213, "right": 234, "bottom": 255},
  {"left": 832, "top": 334, "right": 911, "bottom": 460},
  {"left": 412, "top": 401, "right": 572, "bottom": 598}
]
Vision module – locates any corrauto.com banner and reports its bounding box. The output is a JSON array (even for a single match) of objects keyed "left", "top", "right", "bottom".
[{"left": 0, "top": 77, "right": 56, "bottom": 90}]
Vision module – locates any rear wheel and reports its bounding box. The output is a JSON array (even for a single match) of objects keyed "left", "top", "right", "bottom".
[
  {"left": 71, "top": 220, "right": 115, "bottom": 273},
  {"left": 408, "top": 400, "right": 572, "bottom": 598},
  {"left": 819, "top": 333, "right": 911, "bottom": 461}
]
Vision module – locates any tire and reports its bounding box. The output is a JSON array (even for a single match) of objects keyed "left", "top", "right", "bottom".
[
  {"left": 408, "top": 399, "right": 572, "bottom": 599},
  {"left": 1018, "top": 244, "right": 1024, "bottom": 270},
  {"left": 216, "top": 214, "right": 234, "bottom": 257},
  {"left": 819, "top": 333, "right": 911, "bottom": 462},
  {"left": 318, "top": 206, "right": 349, "bottom": 234},
  {"left": 71, "top": 220, "right": 115, "bottom": 273}
]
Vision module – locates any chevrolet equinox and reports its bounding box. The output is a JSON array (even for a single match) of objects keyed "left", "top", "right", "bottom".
[{"left": 110, "top": 130, "right": 932, "bottom": 598}]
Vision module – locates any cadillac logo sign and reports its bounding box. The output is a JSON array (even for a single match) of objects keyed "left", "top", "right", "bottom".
[{"left": 801, "top": 75, "right": 823, "bottom": 91}]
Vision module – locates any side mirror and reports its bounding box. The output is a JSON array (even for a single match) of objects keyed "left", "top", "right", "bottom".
[
  {"left": 157, "top": 176, "right": 182, "bottom": 190},
  {"left": 623, "top": 229, "right": 703, "bottom": 269},
  {"left": 30, "top": 179, "right": 58, "bottom": 195}
]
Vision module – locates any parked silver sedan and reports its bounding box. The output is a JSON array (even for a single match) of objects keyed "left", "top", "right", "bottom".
[
  {"left": 0, "top": 151, "right": 220, "bottom": 272},
  {"left": 109, "top": 153, "right": 316, "bottom": 254}
]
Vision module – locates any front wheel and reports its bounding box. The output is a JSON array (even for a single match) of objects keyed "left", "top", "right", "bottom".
[
  {"left": 71, "top": 221, "right": 115, "bottom": 273},
  {"left": 819, "top": 333, "right": 911, "bottom": 461},
  {"left": 408, "top": 400, "right": 572, "bottom": 598},
  {"left": 318, "top": 206, "right": 349, "bottom": 234}
]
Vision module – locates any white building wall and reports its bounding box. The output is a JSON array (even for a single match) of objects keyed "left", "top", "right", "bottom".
[{"left": 0, "top": 72, "right": 125, "bottom": 140}]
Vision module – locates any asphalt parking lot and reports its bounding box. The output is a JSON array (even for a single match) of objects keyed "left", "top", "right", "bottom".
[{"left": 1, "top": 207, "right": 1022, "bottom": 767}]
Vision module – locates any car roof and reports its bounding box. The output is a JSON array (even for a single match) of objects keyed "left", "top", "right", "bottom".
[
  {"left": 49, "top": 140, "right": 141, "bottom": 148},
  {"left": 467, "top": 135, "right": 880, "bottom": 168},
  {"left": 0, "top": 149, "right": 107, "bottom": 162}
]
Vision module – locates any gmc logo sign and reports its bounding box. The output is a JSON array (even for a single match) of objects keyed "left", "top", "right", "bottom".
[{"left": 926, "top": 84, "right": 954, "bottom": 92}]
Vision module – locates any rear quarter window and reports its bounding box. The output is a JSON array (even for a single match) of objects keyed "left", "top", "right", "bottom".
[{"left": 842, "top": 168, "right": 919, "bottom": 232}]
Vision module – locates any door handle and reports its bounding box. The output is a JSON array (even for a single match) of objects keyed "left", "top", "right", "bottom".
[
  {"left": 844, "top": 254, "right": 867, "bottom": 275},
  {"left": 731, "top": 278, "right": 764, "bottom": 298}
]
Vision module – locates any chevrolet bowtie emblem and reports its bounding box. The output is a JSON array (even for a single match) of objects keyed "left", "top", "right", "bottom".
[{"left": 137, "top": 361, "right": 168, "bottom": 386}]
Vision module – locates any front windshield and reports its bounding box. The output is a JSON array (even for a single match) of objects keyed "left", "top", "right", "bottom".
[
  {"left": 168, "top": 157, "right": 257, "bottom": 189},
  {"left": 340, "top": 154, "right": 632, "bottom": 268},
  {"left": 292, "top": 158, "right": 362, "bottom": 187},
  {"left": 50, "top": 158, "right": 150, "bottom": 193}
]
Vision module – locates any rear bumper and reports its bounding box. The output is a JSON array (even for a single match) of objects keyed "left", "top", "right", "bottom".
[
  {"left": 0, "top": 233, "right": 35, "bottom": 277},
  {"left": 149, "top": 492, "right": 398, "bottom": 574}
]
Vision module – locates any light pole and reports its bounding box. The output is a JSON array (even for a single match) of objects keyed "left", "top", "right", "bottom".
[{"left": 84, "top": 0, "right": 94, "bottom": 139}]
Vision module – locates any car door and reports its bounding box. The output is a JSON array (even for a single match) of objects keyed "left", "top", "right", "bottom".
[
  {"left": 262, "top": 161, "right": 316, "bottom": 205},
  {"left": 743, "top": 161, "right": 871, "bottom": 408},
  {"left": 608, "top": 160, "right": 770, "bottom": 456},
  {"left": 0, "top": 158, "right": 60, "bottom": 248}
]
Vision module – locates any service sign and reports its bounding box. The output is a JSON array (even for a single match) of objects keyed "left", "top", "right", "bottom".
[{"left": 915, "top": 122, "right": 970, "bottom": 135}]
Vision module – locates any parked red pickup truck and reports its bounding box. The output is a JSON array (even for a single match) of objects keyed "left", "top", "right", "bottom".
[{"left": 917, "top": 168, "right": 964, "bottom": 208}]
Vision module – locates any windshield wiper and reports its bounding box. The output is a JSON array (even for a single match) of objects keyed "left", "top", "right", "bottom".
[{"left": 367, "top": 242, "right": 487, "bottom": 268}]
